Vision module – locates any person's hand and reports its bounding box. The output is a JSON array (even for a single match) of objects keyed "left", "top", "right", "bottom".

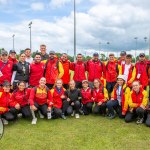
[
  {"left": 31, "top": 105, "right": 37, "bottom": 111},
  {"left": 129, "top": 108, "right": 133, "bottom": 113},
  {"left": 91, "top": 97, "right": 95, "bottom": 101},
  {"left": 67, "top": 98, "right": 70, "bottom": 102},
  {"left": 61, "top": 94, "right": 65, "bottom": 99},
  {"left": 15, "top": 103, "right": 20, "bottom": 110},
  {"left": 140, "top": 104, "right": 146, "bottom": 110},
  {"left": 122, "top": 112, "right": 125, "bottom": 116},
  {"left": 71, "top": 102, "right": 74, "bottom": 106},
  {"left": 47, "top": 107, "right": 51, "bottom": 111},
  {"left": 98, "top": 102, "right": 102, "bottom": 106},
  {"left": 111, "top": 98, "right": 114, "bottom": 100}
]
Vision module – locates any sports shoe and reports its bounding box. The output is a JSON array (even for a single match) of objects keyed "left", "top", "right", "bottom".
[
  {"left": 107, "top": 114, "right": 115, "bottom": 119},
  {"left": 38, "top": 111, "right": 44, "bottom": 119},
  {"left": 136, "top": 118, "right": 144, "bottom": 124},
  {"left": 31, "top": 118, "right": 37, "bottom": 125},
  {"left": 71, "top": 111, "right": 75, "bottom": 117},
  {"left": 61, "top": 113, "right": 67, "bottom": 120},
  {"left": 75, "top": 114, "right": 80, "bottom": 119},
  {"left": 2, "top": 118, "right": 8, "bottom": 125},
  {"left": 17, "top": 113, "right": 22, "bottom": 118}
]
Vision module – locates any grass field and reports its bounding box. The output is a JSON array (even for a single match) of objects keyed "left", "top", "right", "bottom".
[{"left": 1, "top": 115, "right": 150, "bottom": 150}]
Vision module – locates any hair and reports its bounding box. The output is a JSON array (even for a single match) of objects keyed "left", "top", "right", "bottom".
[
  {"left": 77, "top": 53, "right": 82, "bottom": 56},
  {"left": 19, "top": 52, "right": 26, "bottom": 56},
  {"left": 40, "top": 44, "right": 46, "bottom": 48},
  {"left": 132, "top": 80, "right": 140, "bottom": 86},
  {"left": 34, "top": 52, "right": 41, "bottom": 57},
  {"left": 114, "top": 78, "right": 125, "bottom": 89},
  {"left": 53, "top": 79, "right": 63, "bottom": 88},
  {"left": 126, "top": 54, "right": 132, "bottom": 59},
  {"left": 25, "top": 48, "right": 31, "bottom": 52},
  {"left": 109, "top": 53, "right": 114, "bottom": 57},
  {"left": 93, "top": 78, "right": 103, "bottom": 87},
  {"left": 17, "top": 81, "right": 26, "bottom": 87}
]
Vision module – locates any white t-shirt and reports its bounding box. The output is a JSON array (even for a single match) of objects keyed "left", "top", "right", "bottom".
[
  {"left": 121, "top": 61, "right": 125, "bottom": 65},
  {"left": 26, "top": 57, "right": 33, "bottom": 64},
  {"left": 124, "top": 64, "right": 131, "bottom": 82}
]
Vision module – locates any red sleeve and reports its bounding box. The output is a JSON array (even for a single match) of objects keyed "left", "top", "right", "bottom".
[
  {"left": 70, "top": 62, "right": 75, "bottom": 71},
  {"left": 26, "top": 88, "right": 31, "bottom": 99},
  {"left": 47, "top": 90, "right": 53, "bottom": 107},
  {"left": 29, "top": 88, "right": 36, "bottom": 106},
  {"left": 9, "top": 93, "right": 17, "bottom": 107},
  {"left": 102, "top": 62, "right": 106, "bottom": 78},
  {"left": 86, "top": 60, "right": 89, "bottom": 72}
]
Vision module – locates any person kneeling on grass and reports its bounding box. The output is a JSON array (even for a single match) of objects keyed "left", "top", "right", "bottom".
[
  {"left": 10, "top": 81, "right": 32, "bottom": 119},
  {"left": 29, "top": 77, "right": 53, "bottom": 124},
  {"left": 62, "top": 80, "right": 82, "bottom": 119},
  {"left": 92, "top": 79, "right": 109, "bottom": 116},
  {"left": 81, "top": 80, "right": 93, "bottom": 115},
  {"left": 106, "top": 75, "right": 130, "bottom": 119},
  {"left": 50, "top": 79, "right": 66, "bottom": 119},
  {"left": 125, "top": 81, "right": 148, "bottom": 124},
  {"left": 0, "top": 81, "right": 16, "bottom": 125}
]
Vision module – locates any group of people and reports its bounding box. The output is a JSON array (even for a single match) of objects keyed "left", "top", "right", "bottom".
[{"left": 0, "top": 44, "right": 150, "bottom": 127}]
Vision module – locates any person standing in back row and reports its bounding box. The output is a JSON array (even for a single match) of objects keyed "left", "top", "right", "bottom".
[
  {"left": 86, "top": 52, "right": 105, "bottom": 89},
  {"left": 104, "top": 53, "right": 122, "bottom": 98},
  {"left": 70, "top": 54, "right": 86, "bottom": 89},
  {"left": 44, "top": 51, "right": 64, "bottom": 89},
  {"left": 40, "top": 44, "right": 49, "bottom": 61}
]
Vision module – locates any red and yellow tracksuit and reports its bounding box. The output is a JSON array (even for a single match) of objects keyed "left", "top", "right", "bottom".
[
  {"left": 111, "top": 84, "right": 130, "bottom": 114},
  {"left": 81, "top": 87, "right": 93, "bottom": 104}
]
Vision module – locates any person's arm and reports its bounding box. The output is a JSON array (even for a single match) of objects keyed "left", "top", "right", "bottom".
[
  {"left": 102, "top": 62, "right": 106, "bottom": 78},
  {"left": 122, "top": 87, "right": 130, "bottom": 114},
  {"left": 128, "top": 67, "right": 136, "bottom": 85},
  {"left": 58, "top": 62, "right": 64, "bottom": 79},
  {"left": 103, "top": 88, "right": 109, "bottom": 102},
  {"left": 9, "top": 93, "right": 17, "bottom": 107},
  {"left": 128, "top": 92, "right": 138, "bottom": 108},
  {"left": 141, "top": 91, "right": 148, "bottom": 107},
  {"left": 118, "top": 64, "right": 122, "bottom": 75},
  {"left": 110, "top": 89, "right": 115, "bottom": 100},
  {"left": 47, "top": 90, "right": 53, "bottom": 108},
  {"left": 11, "top": 71, "right": 16, "bottom": 85},
  {"left": 69, "top": 62, "right": 75, "bottom": 71},
  {"left": 78, "top": 90, "right": 82, "bottom": 101}
]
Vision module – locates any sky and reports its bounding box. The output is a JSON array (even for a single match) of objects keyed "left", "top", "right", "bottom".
[{"left": 0, "top": 0, "right": 150, "bottom": 56}]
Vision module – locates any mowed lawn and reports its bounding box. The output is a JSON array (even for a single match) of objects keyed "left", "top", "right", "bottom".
[{"left": 1, "top": 115, "right": 150, "bottom": 150}]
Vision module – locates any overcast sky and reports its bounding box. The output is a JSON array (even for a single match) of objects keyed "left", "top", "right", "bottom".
[{"left": 0, "top": 0, "right": 150, "bottom": 56}]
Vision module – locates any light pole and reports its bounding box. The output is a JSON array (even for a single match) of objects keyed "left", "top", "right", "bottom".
[
  {"left": 12, "top": 34, "right": 15, "bottom": 50},
  {"left": 74, "top": 0, "right": 76, "bottom": 62},
  {"left": 107, "top": 42, "right": 110, "bottom": 59},
  {"left": 28, "top": 21, "right": 32, "bottom": 50},
  {"left": 144, "top": 37, "right": 147, "bottom": 55},
  {"left": 134, "top": 37, "right": 138, "bottom": 62}
]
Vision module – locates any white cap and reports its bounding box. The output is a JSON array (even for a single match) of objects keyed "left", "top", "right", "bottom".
[{"left": 117, "top": 75, "right": 126, "bottom": 81}]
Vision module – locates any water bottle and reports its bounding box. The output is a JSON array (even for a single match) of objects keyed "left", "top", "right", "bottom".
[{"left": 47, "top": 110, "right": 52, "bottom": 119}]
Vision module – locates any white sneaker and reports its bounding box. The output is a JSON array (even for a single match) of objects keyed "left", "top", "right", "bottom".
[
  {"left": 75, "top": 114, "right": 80, "bottom": 119},
  {"left": 2, "top": 118, "right": 8, "bottom": 125},
  {"left": 71, "top": 111, "right": 75, "bottom": 117},
  {"left": 31, "top": 118, "right": 37, "bottom": 125},
  {"left": 38, "top": 111, "right": 44, "bottom": 119},
  {"left": 17, "top": 113, "right": 22, "bottom": 118}
]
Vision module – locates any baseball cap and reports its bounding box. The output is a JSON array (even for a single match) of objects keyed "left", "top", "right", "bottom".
[
  {"left": 82, "top": 80, "right": 89, "bottom": 84},
  {"left": 1, "top": 50, "right": 8, "bottom": 56},
  {"left": 93, "top": 52, "right": 99, "bottom": 56},
  {"left": 2, "top": 81, "right": 11, "bottom": 87},
  {"left": 139, "top": 53, "right": 145, "bottom": 57},
  {"left": 49, "top": 51, "right": 55, "bottom": 55},
  {"left": 9, "top": 50, "right": 16, "bottom": 54},
  {"left": 117, "top": 75, "right": 126, "bottom": 81},
  {"left": 120, "top": 51, "right": 126, "bottom": 56}
]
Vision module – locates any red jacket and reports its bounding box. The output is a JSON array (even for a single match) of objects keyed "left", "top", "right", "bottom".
[
  {"left": 29, "top": 86, "right": 53, "bottom": 107},
  {"left": 51, "top": 87, "right": 65, "bottom": 109},
  {"left": 0, "top": 60, "right": 13, "bottom": 84},
  {"left": 8, "top": 57, "right": 18, "bottom": 65},
  {"left": 86, "top": 60, "right": 104, "bottom": 82},
  {"left": 92, "top": 87, "right": 108, "bottom": 103},
  {"left": 70, "top": 61, "right": 86, "bottom": 82},
  {"left": 10, "top": 89, "right": 31, "bottom": 107},
  {"left": 81, "top": 87, "right": 93, "bottom": 104},
  {"left": 135, "top": 61, "right": 148, "bottom": 88},
  {"left": 105, "top": 61, "right": 120, "bottom": 82},
  {"left": 60, "top": 59, "right": 70, "bottom": 84},
  {"left": 0, "top": 91, "right": 11, "bottom": 114},
  {"left": 29, "top": 62, "right": 45, "bottom": 86}
]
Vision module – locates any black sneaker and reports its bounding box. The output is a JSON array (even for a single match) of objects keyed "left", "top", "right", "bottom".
[
  {"left": 61, "top": 114, "right": 67, "bottom": 120},
  {"left": 108, "top": 114, "right": 115, "bottom": 119},
  {"left": 136, "top": 118, "right": 144, "bottom": 124}
]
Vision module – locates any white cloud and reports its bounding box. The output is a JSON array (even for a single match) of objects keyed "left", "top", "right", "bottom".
[
  {"left": 31, "top": 2, "right": 45, "bottom": 11},
  {"left": 0, "top": 0, "right": 10, "bottom": 4}
]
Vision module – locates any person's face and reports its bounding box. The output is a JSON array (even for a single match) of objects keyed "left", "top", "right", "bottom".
[
  {"left": 69, "top": 81, "right": 76, "bottom": 89},
  {"left": 1, "top": 54, "right": 8, "bottom": 62},
  {"left": 9, "top": 53, "right": 16, "bottom": 59},
  {"left": 82, "top": 82, "right": 88, "bottom": 88},
  {"left": 39, "top": 78, "right": 46, "bottom": 86},
  {"left": 25, "top": 50, "right": 31, "bottom": 57},
  {"left": 77, "top": 55, "right": 82, "bottom": 62},
  {"left": 93, "top": 80, "right": 100, "bottom": 88},
  {"left": 109, "top": 56, "right": 114, "bottom": 62},
  {"left": 20, "top": 54, "right": 26, "bottom": 62},
  {"left": 62, "top": 54, "right": 68, "bottom": 61},
  {"left": 34, "top": 55, "right": 41, "bottom": 63},
  {"left": 49, "top": 53, "right": 55, "bottom": 60},
  {"left": 3, "top": 86, "right": 10, "bottom": 92},
  {"left": 18, "top": 83, "right": 26, "bottom": 91},
  {"left": 132, "top": 82, "right": 140, "bottom": 92},
  {"left": 93, "top": 55, "right": 99, "bottom": 61},
  {"left": 40, "top": 46, "right": 46, "bottom": 54},
  {"left": 120, "top": 55, "right": 126, "bottom": 61},
  {"left": 125, "top": 57, "right": 132, "bottom": 64},
  {"left": 56, "top": 80, "right": 63, "bottom": 89},
  {"left": 117, "top": 78, "right": 124, "bottom": 86},
  {"left": 139, "top": 56, "right": 145, "bottom": 62}
]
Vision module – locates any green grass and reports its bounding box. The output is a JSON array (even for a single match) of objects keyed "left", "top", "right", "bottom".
[{"left": 1, "top": 115, "right": 150, "bottom": 150}]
